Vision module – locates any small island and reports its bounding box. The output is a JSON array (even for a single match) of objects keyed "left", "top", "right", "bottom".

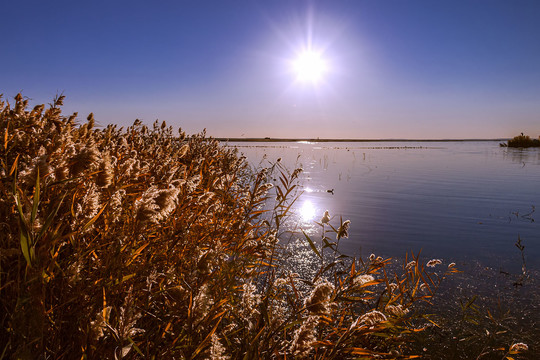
[{"left": 501, "top": 134, "right": 540, "bottom": 147}]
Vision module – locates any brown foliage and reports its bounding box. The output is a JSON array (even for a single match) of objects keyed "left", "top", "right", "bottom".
[{"left": 3, "top": 93, "right": 515, "bottom": 360}]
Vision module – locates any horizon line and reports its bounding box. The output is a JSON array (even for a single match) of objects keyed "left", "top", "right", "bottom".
[{"left": 215, "top": 137, "right": 510, "bottom": 143}]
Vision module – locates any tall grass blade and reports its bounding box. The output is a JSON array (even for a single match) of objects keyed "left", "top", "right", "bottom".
[
  {"left": 30, "top": 168, "right": 40, "bottom": 223},
  {"left": 192, "top": 315, "right": 224, "bottom": 358},
  {"left": 14, "top": 192, "right": 33, "bottom": 266},
  {"left": 0, "top": 340, "right": 10, "bottom": 360},
  {"left": 302, "top": 229, "right": 321, "bottom": 259},
  {"left": 37, "top": 192, "right": 67, "bottom": 241},
  {"left": 127, "top": 337, "right": 144, "bottom": 357},
  {"left": 81, "top": 204, "right": 107, "bottom": 232},
  {"left": 9, "top": 154, "right": 19, "bottom": 176},
  {"left": 19, "top": 227, "right": 31, "bottom": 267}
]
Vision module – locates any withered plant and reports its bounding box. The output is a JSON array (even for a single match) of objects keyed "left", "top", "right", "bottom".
[{"left": 0, "top": 94, "right": 529, "bottom": 359}]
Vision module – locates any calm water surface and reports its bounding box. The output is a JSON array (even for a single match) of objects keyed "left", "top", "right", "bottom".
[
  {"left": 226, "top": 140, "right": 540, "bottom": 356},
  {"left": 228, "top": 141, "right": 540, "bottom": 272}
]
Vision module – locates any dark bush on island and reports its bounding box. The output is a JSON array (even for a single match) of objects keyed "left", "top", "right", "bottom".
[{"left": 502, "top": 134, "right": 540, "bottom": 147}]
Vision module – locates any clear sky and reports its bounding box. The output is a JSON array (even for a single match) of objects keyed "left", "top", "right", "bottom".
[{"left": 2, "top": 0, "right": 540, "bottom": 139}]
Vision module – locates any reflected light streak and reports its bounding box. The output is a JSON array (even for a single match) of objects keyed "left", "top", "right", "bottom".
[{"left": 300, "top": 200, "right": 316, "bottom": 221}]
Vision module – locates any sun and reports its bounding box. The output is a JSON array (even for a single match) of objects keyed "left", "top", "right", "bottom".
[{"left": 292, "top": 50, "right": 328, "bottom": 84}]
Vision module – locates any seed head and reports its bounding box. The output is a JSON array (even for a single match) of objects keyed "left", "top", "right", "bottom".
[
  {"left": 385, "top": 304, "right": 409, "bottom": 317},
  {"left": 291, "top": 167, "right": 303, "bottom": 179},
  {"left": 358, "top": 310, "right": 387, "bottom": 327},
  {"left": 209, "top": 334, "right": 230, "bottom": 360},
  {"left": 353, "top": 274, "right": 375, "bottom": 287},
  {"left": 95, "top": 156, "right": 113, "bottom": 188},
  {"left": 70, "top": 146, "right": 100, "bottom": 176},
  {"left": 509, "top": 342, "right": 528, "bottom": 352},
  {"left": 321, "top": 210, "right": 331, "bottom": 224},
  {"left": 336, "top": 220, "right": 351, "bottom": 240},
  {"left": 426, "top": 259, "right": 443, "bottom": 268},
  {"left": 304, "top": 280, "right": 334, "bottom": 314},
  {"left": 290, "top": 315, "right": 319, "bottom": 357},
  {"left": 388, "top": 283, "right": 399, "bottom": 293}
]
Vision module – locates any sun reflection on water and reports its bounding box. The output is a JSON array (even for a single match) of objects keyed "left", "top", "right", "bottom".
[{"left": 300, "top": 200, "right": 316, "bottom": 221}]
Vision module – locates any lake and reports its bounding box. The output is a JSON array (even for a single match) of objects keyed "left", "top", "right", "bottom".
[
  {"left": 227, "top": 140, "right": 540, "bottom": 272},
  {"left": 226, "top": 140, "right": 540, "bottom": 355}
]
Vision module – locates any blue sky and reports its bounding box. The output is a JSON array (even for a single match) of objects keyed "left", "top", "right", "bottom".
[{"left": 2, "top": 0, "right": 540, "bottom": 139}]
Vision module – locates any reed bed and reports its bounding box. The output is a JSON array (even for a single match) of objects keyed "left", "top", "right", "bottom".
[
  {"left": 502, "top": 134, "right": 540, "bottom": 148},
  {"left": 0, "top": 94, "right": 529, "bottom": 359}
]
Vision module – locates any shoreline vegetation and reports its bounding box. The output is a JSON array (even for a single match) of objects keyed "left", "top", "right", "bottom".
[
  {"left": 0, "top": 94, "right": 532, "bottom": 359},
  {"left": 500, "top": 134, "right": 540, "bottom": 148}
]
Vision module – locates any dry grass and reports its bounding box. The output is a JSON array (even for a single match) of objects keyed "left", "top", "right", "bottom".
[{"left": 0, "top": 94, "right": 529, "bottom": 359}]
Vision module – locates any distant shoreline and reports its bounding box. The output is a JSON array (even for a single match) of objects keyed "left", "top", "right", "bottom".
[{"left": 215, "top": 137, "right": 509, "bottom": 143}]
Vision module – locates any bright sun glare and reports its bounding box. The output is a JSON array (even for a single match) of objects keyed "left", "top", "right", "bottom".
[{"left": 292, "top": 50, "right": 327, "bottom": 84}]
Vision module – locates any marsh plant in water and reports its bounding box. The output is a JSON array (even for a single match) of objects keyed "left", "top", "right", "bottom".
[
  {"left": 501, "top": 134, "right": 540, "bottom": 148},
  {"left": 0, "top": 94, "right": 530, "bottom": 359}
]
